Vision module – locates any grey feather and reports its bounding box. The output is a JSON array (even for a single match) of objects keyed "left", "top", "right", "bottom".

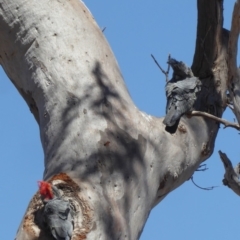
[
  {"left": 167, "top": 58, "right": 193, "bottom": 80},
  {"left": 43, "top": 196, "right": 73, "bottom": 240},
  {"left": 163, "top": 76, "right": 201, "bottom": 127}
]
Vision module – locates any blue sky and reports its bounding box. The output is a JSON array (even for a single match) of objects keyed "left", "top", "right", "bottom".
[{"left": 0, "top": 1, "right": 239, "bottom": 239}]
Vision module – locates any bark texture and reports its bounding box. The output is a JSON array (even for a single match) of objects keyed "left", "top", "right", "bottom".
[
  {"left": 0, "top": 0, "right": 231, "bottom": 239},
  {"left": 217, "top": 1, "right": 240, "bottom": 199},
  {"left": 228, "top": 0, "right": 240, "bottom": 123},
  {"left": 219, "top": 151, "right": 240, "bottom": 196}
]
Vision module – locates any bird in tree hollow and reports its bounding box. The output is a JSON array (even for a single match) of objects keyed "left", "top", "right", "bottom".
[
  {"left": 163, "top": 58, "right": 202, "bottom": 133},
  {"left": 38, "top": 181, "right": 73, "bottom": 240}
]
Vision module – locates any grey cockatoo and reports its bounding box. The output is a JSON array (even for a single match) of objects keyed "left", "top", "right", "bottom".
[
  {"left": 163, "top": 58, "right": 202, "bottom": 133},
  {"left": 167, "top": 58, "right": 193, "bottom": 80},
  {"left": 38, "top": 181, "right": 73, "bottom": 240}
]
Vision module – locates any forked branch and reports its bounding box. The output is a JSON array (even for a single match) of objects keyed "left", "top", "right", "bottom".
[
  {"left": 151, "top": 54, "right": 171, "bottom": 82},
  {"left": 219, "top": 151, "right": 240, "bottom": 196}
]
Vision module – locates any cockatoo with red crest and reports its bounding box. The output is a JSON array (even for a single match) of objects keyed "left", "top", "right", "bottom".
[{"left": 38, "top": 181, "right": 73, "bottom": 240}]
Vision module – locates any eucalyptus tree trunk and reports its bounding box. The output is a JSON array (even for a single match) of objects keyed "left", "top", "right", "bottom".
[{"left": 0, "top": 0, "right": 236, "bottom": 239}]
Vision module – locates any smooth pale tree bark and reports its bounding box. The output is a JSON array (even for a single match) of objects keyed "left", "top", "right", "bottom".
[{"left": 0, "top": 0, "right": 236, "bottom": 239}]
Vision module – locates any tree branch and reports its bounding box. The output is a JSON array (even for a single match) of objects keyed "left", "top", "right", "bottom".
[
  {"left": 219, "top": 151, "right": 240, "bottom": 196},
  {"left": 192, "top": 0, "right": 224, "bottom": 78},
  {"left": 189, "top": 111, "right": 240, "bottom": 131},
  {"left": 195, "top": 164, "right": 208, "bottom": 171},
  {"left": 190, "top": 176, "right": 217, "bottom": 191},
  {"left": 151, "top": 54, "right": 171, "bottom": 82},
  {"left": 228, "top": 0, "right": 240, "bottom": 124}
]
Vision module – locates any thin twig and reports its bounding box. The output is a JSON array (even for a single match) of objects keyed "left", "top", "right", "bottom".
[
  {"left": 102, "top": 27, "right": 106, "bottom": 32},
  {"left": 195, "top": 164, "right": 208, "bottom": 172},
  {"left": 189, "top": 110, "right": 240, "bottom": 131},
  {"left": 151, "top": 54, "right": 170, "bottom": 82},
  {"left": 190, "top": 176, "right": 217, "bottom": 191},
  {"left": 167, "top": 54, "right": 171, "bottom": 75}
]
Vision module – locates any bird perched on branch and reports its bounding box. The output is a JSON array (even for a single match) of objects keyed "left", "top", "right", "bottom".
[
  {"left": 38, "top": 181, "right": 73, "bottom": 240},
  {"left": 163, "top": 58, "right": 202, "bottom": 133}
]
